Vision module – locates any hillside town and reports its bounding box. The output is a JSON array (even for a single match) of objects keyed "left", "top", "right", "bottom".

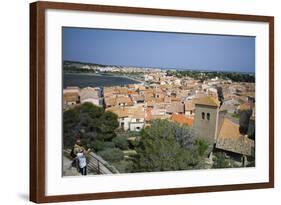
[{"left": 63, "top": 67, "right": 255, "bottom": 167}]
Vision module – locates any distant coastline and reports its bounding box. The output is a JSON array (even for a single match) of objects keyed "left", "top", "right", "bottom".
[
  {"left": 63, "top": 60, "right": 255, "bottom": 84},
  {"left": 63, "top": 60, "right": 255, "bottom": 74}
]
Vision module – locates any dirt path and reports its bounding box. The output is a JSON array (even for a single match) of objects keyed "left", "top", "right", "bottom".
[{"left": 62, "top": 156, "right": 80, "bottom": 176}]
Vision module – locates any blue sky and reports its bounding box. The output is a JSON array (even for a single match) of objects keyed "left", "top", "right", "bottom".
[{"left": 63, "top": 27, "right": 255, "bottom": 73}]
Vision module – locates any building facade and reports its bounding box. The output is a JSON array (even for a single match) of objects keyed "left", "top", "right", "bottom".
[{"left": 193, "top": 96, "right": 220, "bottom": 144}]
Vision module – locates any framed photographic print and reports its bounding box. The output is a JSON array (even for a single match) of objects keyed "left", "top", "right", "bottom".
[{"left": 30, "top": 1, "right": 274, "bottom": 203}]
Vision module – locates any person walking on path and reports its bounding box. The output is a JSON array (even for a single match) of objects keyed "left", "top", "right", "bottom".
[{"left": 77, "top": 147, "right": 91, "bottom": 175}]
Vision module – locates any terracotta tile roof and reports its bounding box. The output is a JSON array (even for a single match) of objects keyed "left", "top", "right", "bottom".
[
  {"left": 116, "top": 96, "right": 133, "bottom": 106},
  {"left": 63, "top": 92, "right": 79, "bottom": 102},
  {"left": 166, "top": 102, "right": 184, "bottom": 113},
  {"left": 150, "top": 115, "right": 170, "bottom": 120},
  {"left": 218, "top": 118, "right": 240, "bottom": 140},
  {"left": 154, "top": 103, "right": 166, "bottom": 109},
  {"left": 80, "top": 87, "right": 99, "bottom": 100},
  {"left": 128, "top": 90, "right": 137, "bottom": 95},
  {"left": 107, "top": 106, "right": 145, "bottom": 119},
  {"left": 63, "top": 87, "right": 79, "bottom": 102},
  {"left": 171, "top": 96, "right": 181, "bottom": 102},
  {"left": 144, "top": 88, "right": 154, "bottom": 94},
  {"left": 194, "top": 96, "right": 220, "bottom": 107},
  {"left": 146, "top": 101, "right": 155, "bottom": 107},
  {"left": 170, "top": 113, "right": 193, "bottom": 126},
  {"left": 129, "top": 108, "right": 145, "bottom": 119},
  {"left": 106, "top": 107, "right": 129, "bottom": 118},
  {"left": 154, "top": 87, "right": 164, "bottom": 94},
  {"left": 131, "top": 95, "right": 145, "bottom": 102},
  {"left": 127, "top": 84, "right": 135, "bottom": 88},
  {"left": 104, "top": 97, "right": 116, "bottom": 107},
  {"left": 155, "top": 97, "right": 164, "bottom": 103},
  {"left": 144, "top": 93, "right": 154, "bottom": 101},
  {"left": 164, "top": 96, "right": 171, "bottom": 103},
  {"left": 103, "top": 87, "right": 118, "bottom": 97},
  {"left": 138, "top": 85, "right": 146, "bottom": 91},
  {"left": 216, "top": 118, "right": 254, "bottom": 156},
  {"left": 239, "top": 102, "right": 253, "bottom": 111},
  {"left": 118, "top": 87, "right": 129, "bottom": 95}
]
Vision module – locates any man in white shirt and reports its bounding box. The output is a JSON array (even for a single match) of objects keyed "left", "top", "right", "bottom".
[{"left": 77, "top": 148, "right": 91, "bottom": 175}]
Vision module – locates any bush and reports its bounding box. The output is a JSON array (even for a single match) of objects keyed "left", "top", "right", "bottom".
[
  {"left": 127, "top": 136, "right": 141, "bottom": 148},
  {"left": 93, "top": 140, "right": 115, "bottom": 152},
  {"left": 112, "top": 136, "right": 129, "bottom": 150},
  {"left": 134, "top": 120, "right": 198, "bottom": 172},
  {"left": 213, "top": 152, "right": 231, "bottom": 168},
  {"left": 134, "top": 119, "right": 216, "bottom": 172},
  {"left": 112, "top": 160, "right": 134, "bottom": 173},
  {"left": 194, "top": 138, "right": 209, "bottom": 157},
  {"left": 98, "top": 148, "right": 124, "bottom": 163}
]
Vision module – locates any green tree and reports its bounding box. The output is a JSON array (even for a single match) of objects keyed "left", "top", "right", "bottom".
[
  {"left": 134, "top": 120, "right": 205, "bottom": 172},
  {"left": 93, "top": 140, "right": 115, "bottom": 152},
  {"left": 194, "top": 138, "right": 209, "bottom": 157},
  {"left": 112, "top": 135, "right": 129, "bottom": 150},
  {"left": 98, "top": 148, "right": 124, "bottom": 163},
  {"left": 213, "top": 152, "right": 230, "bottom": 168},
  {"left": 212, "top": 152, "right": 239, "bottom": 168},
  {"left": 112, "top": 160, "right": 134, "bottom": 173},
  {"left": 63, "top": 102, "right": 119, "bottom": 149}
]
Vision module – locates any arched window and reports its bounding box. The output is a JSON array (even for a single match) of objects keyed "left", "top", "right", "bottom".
[
  {"left": 201, "top": 112, "right": 205, "bottom": 119},
  {"left": 207, "top": 113, "right": 210, "bottom": 120}
]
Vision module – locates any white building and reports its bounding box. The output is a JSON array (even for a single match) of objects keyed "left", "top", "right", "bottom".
[{"left": 107, "top": 106, "right": 145, "bottom": 132}]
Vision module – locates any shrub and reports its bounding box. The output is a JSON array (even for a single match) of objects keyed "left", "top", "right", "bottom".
[
  {"left": 194, "top": 138, "right": 209, "bottom": 157},
  {"left": 112, "top": 136, "right": 129, "bottom": 150},
  {"left": 213, "top": 152, "right": 231, "bottom": 168},
  {"left": 93, "top": 140, "right": 115, "bottom": 152},
  {"left": 112, "top": 160, "right": 134, "bottom": 173},
  {"left": 127, "top": 137, "right": 140, "bottom": 148},
  {"left": 134, "top": 119, "right": 209, "bottom": 172},
  {"left": 98, "top": 148, "right": 124, "bottom": 163}
]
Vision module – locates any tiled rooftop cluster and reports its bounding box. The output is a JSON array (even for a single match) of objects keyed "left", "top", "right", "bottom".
[{"left": 63, "top": 70, "right": 255, "bottom": 156}]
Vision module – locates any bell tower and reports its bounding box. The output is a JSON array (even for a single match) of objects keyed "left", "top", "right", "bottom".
[{"left": 193, "top": 96, "right": 220, "bottom": 144}]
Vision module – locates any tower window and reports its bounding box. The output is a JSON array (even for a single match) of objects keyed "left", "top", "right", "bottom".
[
  {"left": 207, "top": 113, "right": 210, "bottom": 120},
  {"left": 201, "top": 112, "right": 205, "bottom": 119}
]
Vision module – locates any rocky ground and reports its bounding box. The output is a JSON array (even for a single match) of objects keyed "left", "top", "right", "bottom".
[{"left": 62, "top": 156, "right": 80, "bottom": 176}]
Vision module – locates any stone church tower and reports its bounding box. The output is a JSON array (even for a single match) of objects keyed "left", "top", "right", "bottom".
[{"left": 193, "top": 96, "right": 221, "bottom": 144}]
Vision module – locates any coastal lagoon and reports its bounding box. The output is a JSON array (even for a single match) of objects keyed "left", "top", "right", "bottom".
[{"left": 63, "top": 73, "right": 139, "bottom": 88}]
